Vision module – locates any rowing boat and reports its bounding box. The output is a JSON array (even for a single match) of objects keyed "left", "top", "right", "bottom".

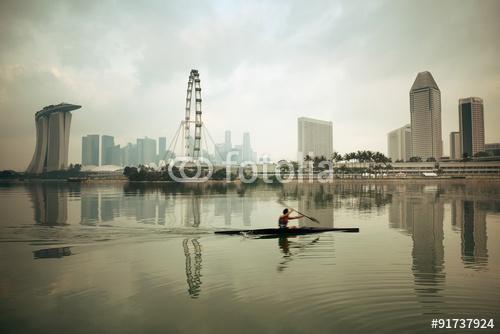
[{"left": 214, "top": 227, "right": 359, "bottom": 235}]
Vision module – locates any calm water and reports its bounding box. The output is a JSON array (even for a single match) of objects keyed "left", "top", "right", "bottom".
[{"left": 0, "top": 180, "right": 499, "bottom": 334}]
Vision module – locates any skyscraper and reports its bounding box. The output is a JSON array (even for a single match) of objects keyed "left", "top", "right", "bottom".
[
  {"left": 450, "top": 131, "right": 461, "bottom": 160},
  {"left": 26, "top": 103, "right": 81, "bottom": 173},
  {"left": 82, "top": 134, "right": 100, "bottom": 166},
  {"left": 225, "top": 130, "right": 232, "bottom": 151},
  {"left": 109, "top": 145, "right": 121, "bottom": 166},
  {"left": 297, "top": 117, "right": 333, "bottom": 159},
  {"left": 410, "top": 71, "right": 442, "bottom": 160},
  {"left": 101, "top": 135, "right": 115, "bottom": 165},
  {"left": 137, "top": 137, "right": 157, "bottom": 165},
  {"left": 242, "top": 132, "right": 255, "bottom": 162},
  {"left": 459, "top": 97, "right": 485, "bottom": 158},
  {"left": 121, "top": 143, "right": 138, "bottom": 167},
  {"left": 387, "top": 124, "right": 412, "bottom": 162}
]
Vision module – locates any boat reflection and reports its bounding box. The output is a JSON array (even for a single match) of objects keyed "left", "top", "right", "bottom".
[
  {"left": 274, "top": 236, "right": 320, "bottom": 272},
  {"left": 182, "top": 238, "right": 202, "bottom": 298},
  {"left": 33, "top": 246, "right": 72, "bottom": 259}
]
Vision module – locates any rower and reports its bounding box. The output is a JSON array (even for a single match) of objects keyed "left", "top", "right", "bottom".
[{"left": 278, "top": 208, "right": 304, "bottom": 229}]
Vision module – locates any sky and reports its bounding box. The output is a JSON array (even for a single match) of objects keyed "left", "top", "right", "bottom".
[{"left": 0, "top": 0, "right": 499, "bottom": 170}]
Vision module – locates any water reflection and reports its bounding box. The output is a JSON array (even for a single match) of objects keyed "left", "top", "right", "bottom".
[
  {"left": 25, "top": 182, "right": 261, "bottom": 228},
  {"left": 214, "top": 196, "right": 254, "bottom": 226},
  {"left": 389, "top": 184, "right": 445, "bottom": 313},
  {"left": 33, "top": 246, "right": 72, "bottom": 259},
  {"left": 27, "top": 183, "right": 68, "bottom": 226},
  {"left": 182, "top": 238, "right": 202, "bottom": 298},
  {"left": 281, "top": 183, "right": 334, "bottom": 227},
  {"left": 81, "top": 191, "right": 99, "bottom": 225},
  {"left": 275, "top": 236, "right": 320, "bottom": 272},
  {"left": 451, "top": 200, "right": 488, "bottom": 269}
]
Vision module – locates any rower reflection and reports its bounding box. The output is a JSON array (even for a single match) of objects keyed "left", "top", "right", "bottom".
[
  {"left": 183, "top": 238, "right": 202, "bottom": 298},
  {"left": 276, "top": 236, "right": 320, "bottom": 272}
]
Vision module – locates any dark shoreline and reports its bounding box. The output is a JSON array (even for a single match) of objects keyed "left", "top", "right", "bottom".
[{"left": 2, "top": 176, "right": 500, "bottom": 185}]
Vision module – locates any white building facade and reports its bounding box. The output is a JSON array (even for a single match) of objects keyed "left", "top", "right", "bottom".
[
  {"left": 297, "top": 117, "right": 333, "bottom": 160},
  {"left": 387, "top": 124, "right": 412, "bottom": 162}
]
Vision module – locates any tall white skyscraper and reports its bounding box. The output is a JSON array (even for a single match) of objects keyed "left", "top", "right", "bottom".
[
  {"left": 387, "top": 124, "right": 412, "bottom": 162},
  {"left": 459, "top": 97, "right": 485, "bottom": 158},
  {"left": 297, "top": 117, "right": 333, "bottom": 159},
  {"left": 410, "top": 71, "right": 442, "bottom": 160}
]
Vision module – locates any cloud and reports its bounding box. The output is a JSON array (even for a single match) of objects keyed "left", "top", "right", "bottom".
[{"left": 1, "top": 0, "right": 499, "bottom": 170}]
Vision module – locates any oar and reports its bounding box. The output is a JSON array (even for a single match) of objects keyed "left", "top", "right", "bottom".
[{"left": 278, "top": 199, "right": 320, "bottom": 224}]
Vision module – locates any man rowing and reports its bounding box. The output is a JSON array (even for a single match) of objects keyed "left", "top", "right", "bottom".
[{"left": 278, "top": 208, "right": 304, "bottom": 229}]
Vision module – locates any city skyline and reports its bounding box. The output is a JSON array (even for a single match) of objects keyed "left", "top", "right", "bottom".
[{"left": 1, "top": 1, "right": 500, "bottom": 170}]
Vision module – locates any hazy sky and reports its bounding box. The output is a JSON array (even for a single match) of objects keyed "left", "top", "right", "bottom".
[{"left": 1, "top": 0, "right": 499, "bottom": 170}]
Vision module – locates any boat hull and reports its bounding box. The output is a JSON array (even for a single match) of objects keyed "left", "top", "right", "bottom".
[{"left": 214, "top": 227, "right": 359, "bottom": 235}]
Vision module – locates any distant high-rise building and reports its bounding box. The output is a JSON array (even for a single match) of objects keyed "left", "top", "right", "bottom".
[
  {"left": 297, "top": 117, "right": 333, "bottom": 159},
  {"left": 410, "top": 71, "right": 442, "bottom": 160},
  {"left": 82, "top": 134, "right": 100, "bottom": 166},
  {"left": 450, "top": 131, "right": 461, "bottom": 160},
  {"left": 387, "top": 124, "right": 412, "bottom": 162},
  {"left": 109, "top": 145, "right": 121, "bottom": 166},
  {"left": 26, "top": 103, "right": 81, "bottom": 173},
  {"left": 158, "top": 137, "right": 166, "bottom": 161},
  {"left": 137, "top": 137, "right": 157, "bottom": 165},
  {"left": 459, "top": 97, "right": 485, "bottom": 158},
  {"left": 101, "top": 135, "right": 115, "bottom": 165},
  {"left": 121, "top": 143, "right": 138, "bottom": 167},
  {"left": 225, "top": 130, "right": 232, "bottom": 151},
  {"left": 242, "top": 132, "right": 256, "bottom": 162}
]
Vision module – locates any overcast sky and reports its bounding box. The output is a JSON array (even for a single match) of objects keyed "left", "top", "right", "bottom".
[{"left": 1, "top": 0, "right": 499, "bottom": 170}]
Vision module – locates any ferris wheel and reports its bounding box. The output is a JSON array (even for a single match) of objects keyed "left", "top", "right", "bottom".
[
  {"left": 166, "top": 69, "right": 223, "bottom": 163},
  {"left": 184, "top": 69, "right": 202, "bottom": 159}
]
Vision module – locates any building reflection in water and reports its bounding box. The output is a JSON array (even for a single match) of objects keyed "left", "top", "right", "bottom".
[
  {"left": 27, "top": 183, "right": 68, "bottom": 226},
  {"left": 388, "top": 184, "right": 445, "bottom": 313},
  {"left": 183, "top": 196, "right": 201, "bottom": 227},
  {"left": 214, "top": 195, "right": 254, "bottom": 227},
  {"left": 451, "top": 200, "right": 488, "bottom": 269},
  {"left": 182, "top": 238, "right": 202, "bottom": 298},
  {"left": 281, "top": 183, "right": 334, "bottom": 228},
  {"left": 80, "top": 191, "right": 99, "bottom": 225}
]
